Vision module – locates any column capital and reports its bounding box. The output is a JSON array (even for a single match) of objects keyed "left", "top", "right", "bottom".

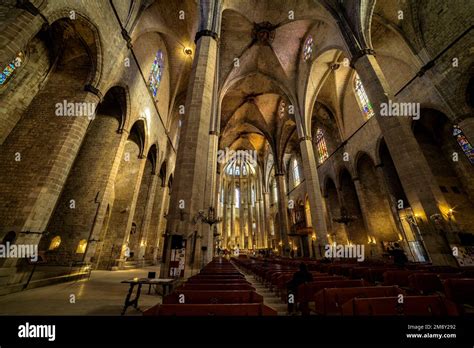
[
  {"left": 298, "top": 136, "right": 312, "bottom": 143},
  {"left": 274, "top": 172, "right": 285, "bottom": 177},
  {"left": 350, "top": 48, "right": 376, "bottom": 68},
  {"left": 209, "top": 130, "right": 220, "bottom": 136},
  {"left": 352, "top": 177, "right": 360, "bottom": 182},
  {"left": 195, "top": 29, "right": 219, "bottom": 43},
  {"left": 84, "top": 84, "right": 103, "bottom": 101},
  {"left": 453, "top": 115, "right": 471, "bottom": 124}
]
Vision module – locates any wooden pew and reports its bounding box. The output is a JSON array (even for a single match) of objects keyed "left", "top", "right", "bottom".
[
  {"left": 143, "top": 303, "right": 277, "bottom": 316},
  {"left": 341, "top": 295, "right": 459, "bottom": 316},
  {"left": 163, "top": 290, "right": 263, "bottom": 304},
  {"left": 297, "top": 279, "right": 367, "bottom": 315},
  {"left": 179, "top": 283, "right": 255, "bottom": 291},
  {"left": 186, "top": 278, "right": 250, "bottom": 284},
  {"left": 313, "top": 286, "right": 406, "bottom": 315},
  {"left": 443, "top": 278, "right": 474, "bottom": 314}
]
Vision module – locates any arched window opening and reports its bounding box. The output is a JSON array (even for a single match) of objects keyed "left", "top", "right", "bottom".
[
  {"left": 148, "top": 50, "right": 164, "bottom": 98},
  {"left": 453, "top": 125, "right": 474, "bottom": 164},
  {"left": 272, "top": 179, "right": 278, "bottom": 203},
  {"left": 292, "top": 158, "right": 301, "bottom": 186},
  {"left": 49, "top": 236, "right": 61, "bottom": 251},
  {"left": 316, "top": 128, "right": 329, "bottom": 164},
  {"left": 354, "top": 75, "right": 374, "bottom": 119},
  {"left": 76, "top": 239, "right": 87, "bottom": 254},
  {"left": 0, "top": 52, "right": 23, "bottom": 86},
  {"left": 303, "top": 35, "right": 314, "bottom": 62},
  {"left": 235, "top": 188, "right": 240, "bottom": 208}
]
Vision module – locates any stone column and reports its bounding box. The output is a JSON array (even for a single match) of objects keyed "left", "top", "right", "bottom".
[
  {"left": 147, "top": 183, "right": 166, "bottom": 263},
  {"left": 275, "top": 173, "right": 290, "bottom": 254},
  {"left": 298, "top": 138, "right": 329, "bottom": 249},
  {"left": 238, "top": 177, "right": 245, "bottom": 248},
  {"left": 161, "top": 0, "right": 221, "bottom": 277},
  {"left": 153, "top": 184, "right": 169, "bottom": 262},
  {"left": 230, "top": 179, "right": 235, "bottom": 246},
  {"left": 259, "top": 199, "right": 266, "bottom": 248},
  {"left": 352, "top": 178, "right": 376, "bottom": 237},
  {"left": 263, "top": 191, "right": 271, "bottom": 248},
  {"left": 115, "top": 156, "right": 148, "bottom": 269},
  {"left": 247, "top": 181, "right": 253, "bottom": 249},
  {"left": 255, "top": 172, "right": 264, "bottom": 248},
  {"left": 137, "top": 173, "right": 159, "bottom": 261},
  {"left": 354, "top": 53, "right": 457, "bottom": 265}
]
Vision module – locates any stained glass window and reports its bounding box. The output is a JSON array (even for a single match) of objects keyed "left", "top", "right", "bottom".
[
  {"left": 272, "top": 180, "right": 278, "bottom": 203},
  {"left": 316, "top": 128, "right": 329, "bottom": 164},
  {"left": 303, "top": 35, "right": 314, "bottom": 62},
  {"left": 235, "top": 188, "right": 240, "bottom": 208},
  {"left": 0, "top": 52, "right": 23, "bottom": 86},
  {"left": 148, "top": 50, "right": 164, "bottom": 98},
  {"left": 453, "top": 125, "right": 474, "bottom": 164},
  {"left": 354, "top": 75, "right": 374, "bottom": 119},
  {"left": 278, "top": 100, "right": 286, "bottom": 118},
  {"left": 293, "top": 158, "right": 301, "bottom": 186}
]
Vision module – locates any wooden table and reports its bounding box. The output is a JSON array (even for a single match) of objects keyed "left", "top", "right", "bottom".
[{"left": 121, "top": 278, "right": 176, "bottom": 315}]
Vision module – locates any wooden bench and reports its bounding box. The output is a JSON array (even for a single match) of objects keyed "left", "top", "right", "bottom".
[
  {"left": 443, "top": 278, "right": 474, "bottom": 314},
  {"left": 179, "top": 283, "right": 255, "bottom": 291},
  {"left": 408, "top": 273, "right": 443, "bottom": 295},
  {"left": 297, "top": 279, "right": 366, "bottom": 315},
  {"left": 186, "top": 278, "right": 250, "bottom": 284},
  {"left": 314, "top": 286, "right": 406, "bottom": 315},
  {"left": 341, "top": 295, "right": 459, "bottom": 316},
  {"left": 163, "top": 290, "right": 263, "bottom": 304},
  {"left": 143, "top": 303, "right": 277, "bottom": 316},
  {"left": 383, "top": 270, "right": 421, "bottom": 287}
]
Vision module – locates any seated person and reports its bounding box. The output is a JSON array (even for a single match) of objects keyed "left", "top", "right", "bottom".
[
  {"left": 388, "top": 242, "right": 408, "bottom": 267},
  {"left": 287, "top": 263, "right": 313, "bottom": 314}
]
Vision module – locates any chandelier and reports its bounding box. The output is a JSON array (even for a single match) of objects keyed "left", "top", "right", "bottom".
[{"left": 332, "top": 207, "right": 357, "bottom": 225}]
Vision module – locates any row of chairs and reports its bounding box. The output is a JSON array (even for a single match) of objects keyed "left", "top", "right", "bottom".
[
  {"left": 143, "top": 258, "right": 277, "bottom": 316},
  {"left": 234, "top": 257, "right": 474, "bottom": 316}
]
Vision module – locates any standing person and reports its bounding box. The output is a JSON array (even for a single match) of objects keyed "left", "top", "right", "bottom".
[{"left": 286, "top": 263, "right": 313, "bottom": 314}]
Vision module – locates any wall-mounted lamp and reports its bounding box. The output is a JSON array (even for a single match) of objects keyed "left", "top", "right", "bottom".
[{"left": 183, "top": 47, "right": 193, "bottom": 56}]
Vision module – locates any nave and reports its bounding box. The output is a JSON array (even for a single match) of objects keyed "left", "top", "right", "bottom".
[{"left": 143, "top": 256, "right": 474, "bottom": 316}]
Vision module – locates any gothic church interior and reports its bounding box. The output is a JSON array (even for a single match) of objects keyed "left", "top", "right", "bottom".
[{"left": 0, "top": 0, "right": 473, "bottom": 322}]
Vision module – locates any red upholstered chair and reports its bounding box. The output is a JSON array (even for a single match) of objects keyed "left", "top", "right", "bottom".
[{"left": 341, "top": 295, "right": 459, "bottom": 316}]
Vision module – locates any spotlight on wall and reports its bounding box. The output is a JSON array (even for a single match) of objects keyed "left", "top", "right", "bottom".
[
  {"left": 183, "top": 47, "right": 193, "bottom": 56},
  {"left": 144, "top": 107, "right": 151, "bottom": 120}
]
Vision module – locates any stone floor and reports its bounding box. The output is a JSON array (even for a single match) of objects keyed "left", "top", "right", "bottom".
[
  {"left": 235, "top": 264, "right": 288, "bottom": 315},
  {"left": 0, "top": 266, "right": 162, "bottom": 316}
]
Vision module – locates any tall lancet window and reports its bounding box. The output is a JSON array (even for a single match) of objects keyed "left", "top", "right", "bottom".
[
  {"left": 292, "top": 158, "right": 301, "bottom": 186},
  {"left": 316, "top": 128, "right": 329, "bottom": 164},
  {"left": 251, "top": 186, "right": 255, "bottom": 206},
  {"left": 0, "top": 52, "right": 23, "bottom": 86},
  {"left": 148, "top": 50, "right": 164, "bottom": 98},
  {"left": 354, "top": 74, "right": 374, "bottom": 119},
  {"left": 453, "top": 125, "right": 474, "bottom": 164},
  {"left": 235, "top": 188, "right": 240, "bottom": 208},
  {"left": 303, "top": 35, "right": 314, "bottom": 62}
]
